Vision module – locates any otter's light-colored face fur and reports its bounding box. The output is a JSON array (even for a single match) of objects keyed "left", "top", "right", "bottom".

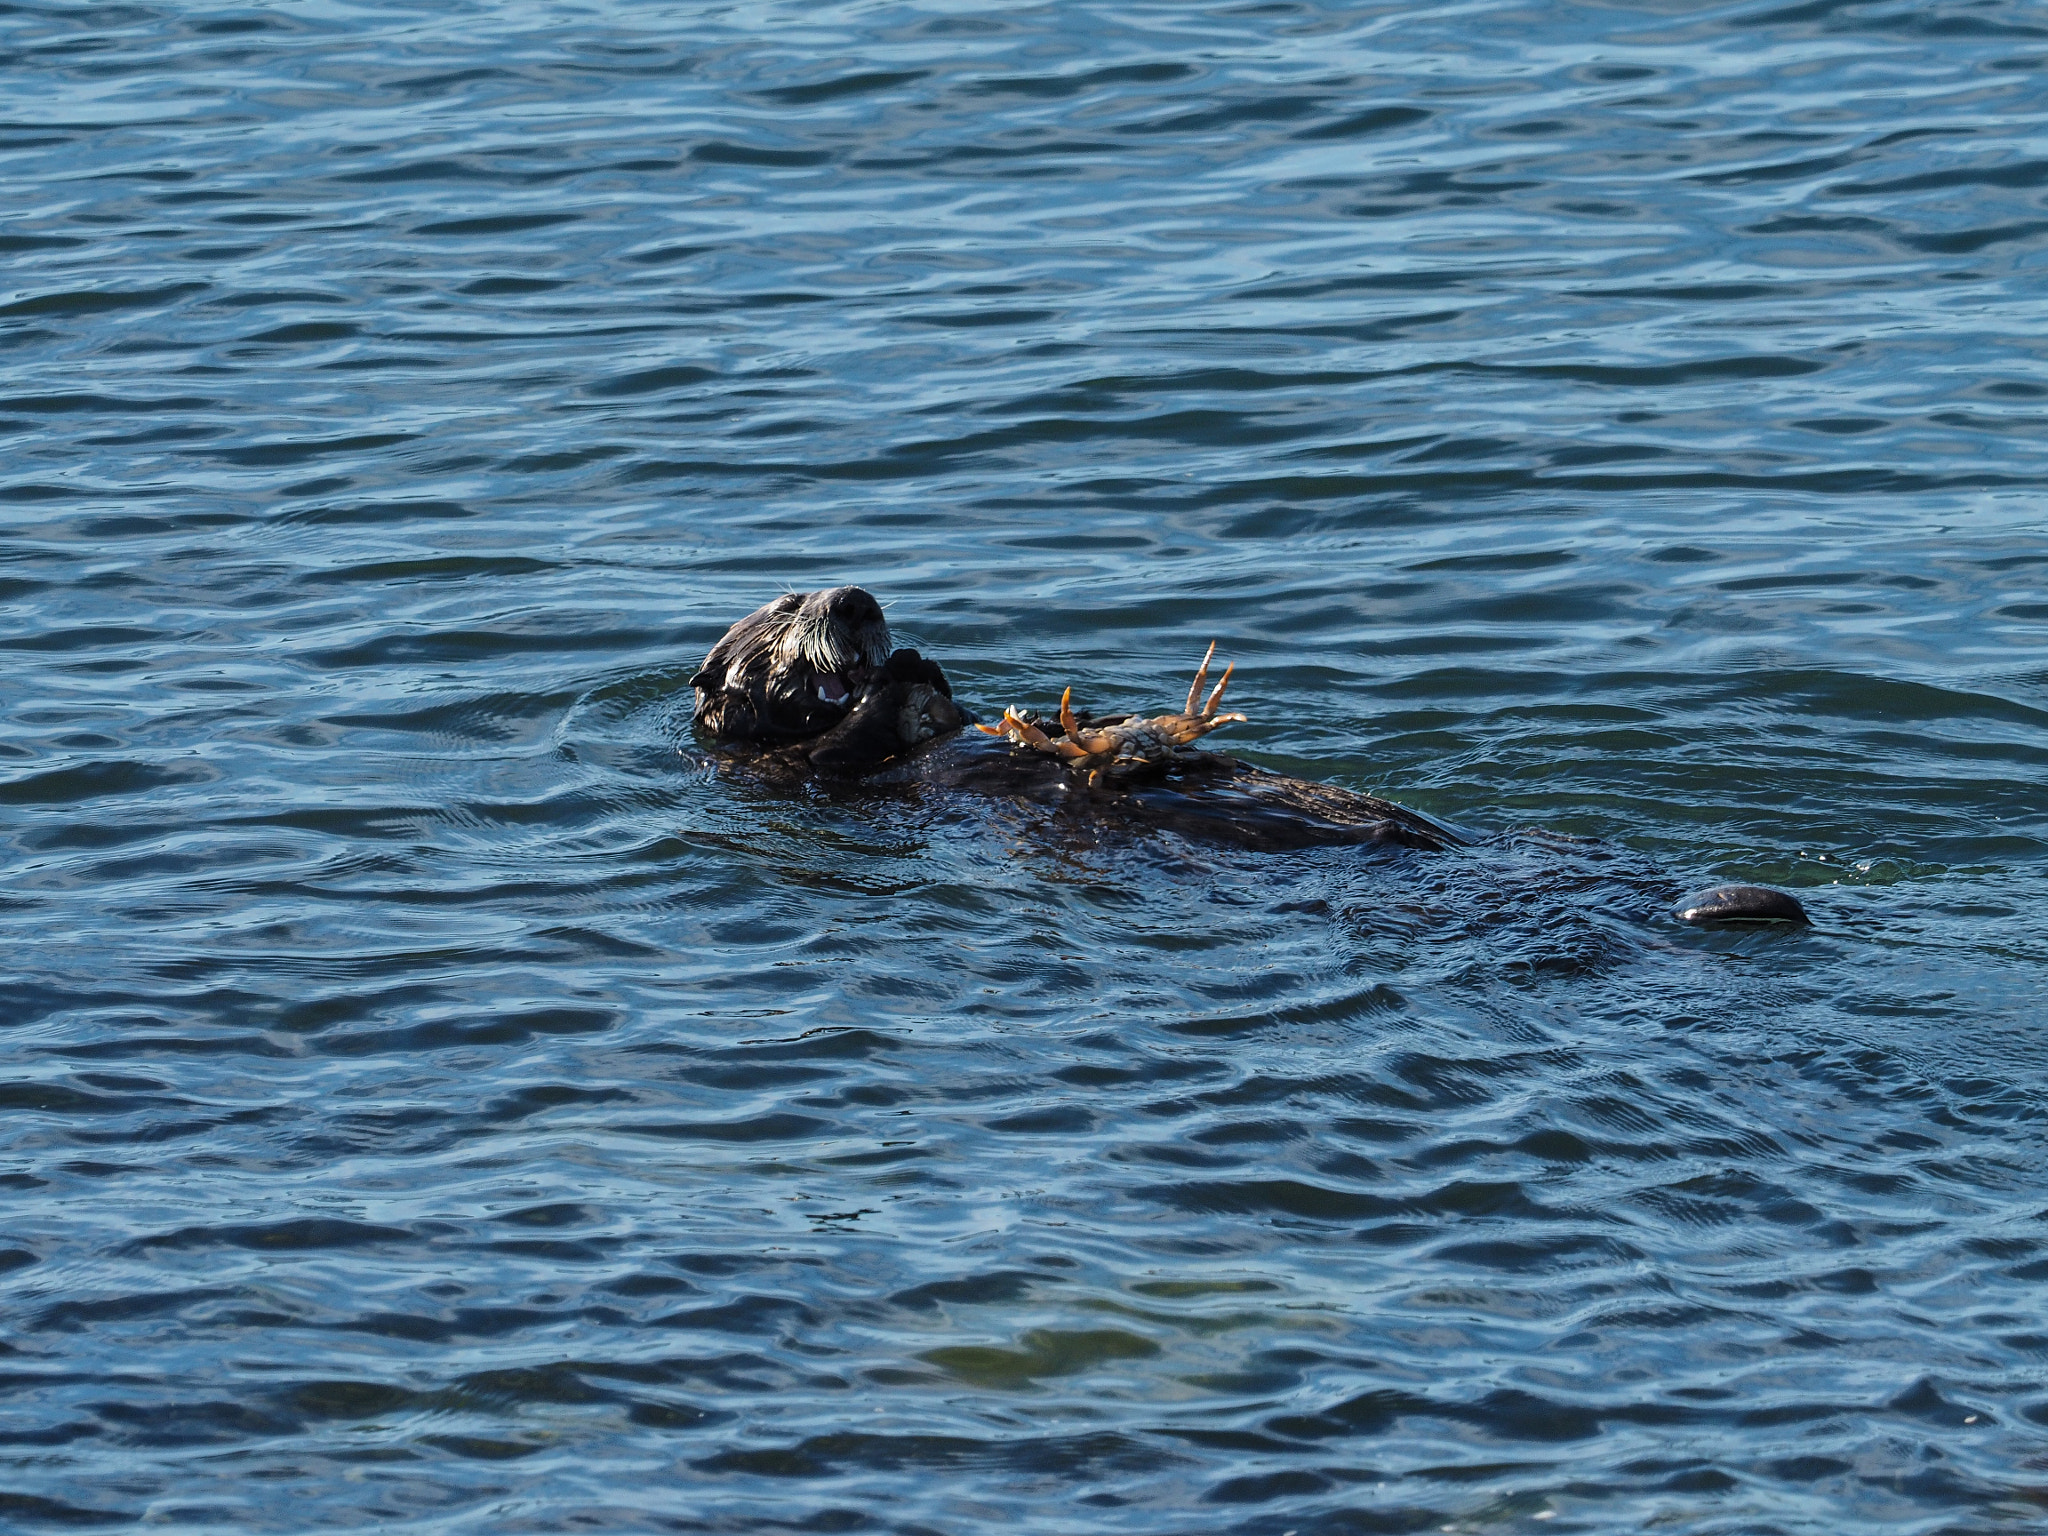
[
  {"left": 692, "top": 586, "right": 897, "bottom": 740},
  {"left": 773, "top": 587, "right": 893, "bottom": 682}
]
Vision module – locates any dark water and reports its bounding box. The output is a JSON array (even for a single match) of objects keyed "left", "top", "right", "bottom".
[{"left": 5, "top": 0, "right": 2048, "bottom": 1529}]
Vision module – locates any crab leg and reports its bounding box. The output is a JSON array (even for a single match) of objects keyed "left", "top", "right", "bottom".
[
  {"left": 978, "top": 707, "right": 1054, "bottom": 752},
  {"left": 983, "top": 644, "right": 1249, "bottom": 780},
  {"left": 1184, "top": 641, "right": 1217, "bottom": 715},
  {"left": 1201, "top": 662, "right": 1234, "bottom": 719},
  {"left": 979, "top": 705, "right": 1105, "bottom": 762}
]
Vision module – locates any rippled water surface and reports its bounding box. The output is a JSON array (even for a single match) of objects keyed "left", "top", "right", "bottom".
[{"left": 6, "top": 1, "right": 2048, "bottom": 1530}]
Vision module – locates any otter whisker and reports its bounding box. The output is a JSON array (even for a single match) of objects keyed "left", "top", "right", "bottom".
[
  {"left": 698, "top": 585, "right": 894, "bottom": 742},
  {"left": 774, "top": 589, "right": 895, "bottom": 677}
]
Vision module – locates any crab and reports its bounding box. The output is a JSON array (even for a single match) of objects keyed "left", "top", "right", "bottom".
[{"left": 977, "top": 641, "right": 1249, "bottom": 789}]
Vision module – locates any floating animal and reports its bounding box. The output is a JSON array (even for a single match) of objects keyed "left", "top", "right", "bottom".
[{"left": 689, "top": 586, "right": 1807, "bottom": 924}]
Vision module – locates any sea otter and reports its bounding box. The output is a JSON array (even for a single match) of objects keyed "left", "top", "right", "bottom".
[
  {"left": 689, "top": 585, "right": 969, "bottom": 773},
  {"left": 690, "top": 585, "right": 1808, "bottom": 925}
]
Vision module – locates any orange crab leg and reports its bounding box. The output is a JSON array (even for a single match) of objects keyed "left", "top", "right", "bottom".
[
  {"left": 980, "top": 647, "right": 1249, "bottom": 780},
  {"left": 1202, "top": 662, "right": 1234, "bottom": 719},
  {"left": 1058, "top": 686, "right": 1081, "bottom": 741},
  {"left": 979, "top": 708, "right": 1054, "bottom": 753},
  {"left": 1184, "top": 641, "right": 1217, "bottom": 715}
]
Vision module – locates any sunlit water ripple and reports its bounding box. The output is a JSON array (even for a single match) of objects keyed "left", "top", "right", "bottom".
[{"left": 4, "top": 1, "right": 2047, "bottom": 1531}]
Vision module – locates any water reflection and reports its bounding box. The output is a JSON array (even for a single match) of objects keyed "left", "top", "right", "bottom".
[{"left": 3, "top": 0, "right": 2046, "bottom": 1530}]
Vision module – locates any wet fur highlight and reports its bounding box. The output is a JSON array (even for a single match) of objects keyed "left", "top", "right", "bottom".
[{"left": 691, "top": 585, "right": 896, "bottom": 743}]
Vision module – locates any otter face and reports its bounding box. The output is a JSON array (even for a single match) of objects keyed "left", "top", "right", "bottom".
[{"left": 691, "top": 585, "right": 894, "bottom": 741}]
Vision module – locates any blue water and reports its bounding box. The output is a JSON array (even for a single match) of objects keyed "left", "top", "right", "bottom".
[{"left": 4, "top": 1, "right": 2048, "bottom": 1530}]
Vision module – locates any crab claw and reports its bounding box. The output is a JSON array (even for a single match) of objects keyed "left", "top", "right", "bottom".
[{"left": 979, "top": 706, "right": 1058, "bottom": 754}]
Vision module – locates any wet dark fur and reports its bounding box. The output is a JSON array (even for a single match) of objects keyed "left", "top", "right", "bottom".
[
  {"left": 690, "top": 586, "right": 893, "bottom": 741},
  {"left": 690, "top": 586, "right": 965, "bottom": 772},
  {"left": 695, "top": 588, "right": 1472, "bottom": 853},
  {"left": 691, "top": 587, "right": 1807, "bottom": 922}
]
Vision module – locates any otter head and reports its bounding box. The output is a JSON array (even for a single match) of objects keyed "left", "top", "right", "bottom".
[{"left": 691, "top": 585, "right": 895, "bottom": 741}]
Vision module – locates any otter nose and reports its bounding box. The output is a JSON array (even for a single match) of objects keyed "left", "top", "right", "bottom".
[{"left": 821, "top": 585, "right": 884, "bottom": 624}]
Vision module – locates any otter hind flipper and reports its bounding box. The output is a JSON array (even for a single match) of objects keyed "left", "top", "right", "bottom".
[{"left": 1674, "top": 884, "right": 1810, "bottom": 926}]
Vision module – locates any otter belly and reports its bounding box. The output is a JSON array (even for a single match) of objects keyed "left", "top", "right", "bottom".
[{"left": 860, "top": 730, "right": 1464, "bottom": 853}]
